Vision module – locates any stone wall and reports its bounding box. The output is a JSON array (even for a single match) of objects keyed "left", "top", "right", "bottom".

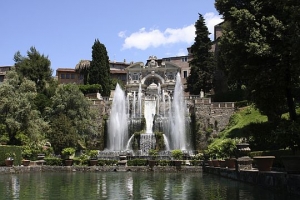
[
  {"left": 203, "top": 166, "right": 300, "bottom": 196},
  {"left": 0, "top": 165, "right": 202, "bottom": 174},
  {"left": 191, "top": 100, "right": 235, "bottom": 134}
]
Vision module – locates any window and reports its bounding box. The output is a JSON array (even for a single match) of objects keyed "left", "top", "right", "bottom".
[
  {"left": 71, "top": 74, "right": 75, "bottom": 79},
  {"left": 66, "top": 74, "right": 70, "bottom": 79},
  {"left": 132, "top": 73, "right": 139, "bottom": 80},
  {"left": 183, "top": 71, "right": 188, "bottom": 78},
  {"left": 61, "top": 74, "right": 65, "bottom": 79},
  {"left": 181, "top": 57, "right": 188, "bottom": 62}
]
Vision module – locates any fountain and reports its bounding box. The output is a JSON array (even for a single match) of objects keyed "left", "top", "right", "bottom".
[
  {"left": 105, "top": 57, "right": 193, "bottom": 157},
  {"left": 107, "top": 84, "right": 128, "bottom": 151}
]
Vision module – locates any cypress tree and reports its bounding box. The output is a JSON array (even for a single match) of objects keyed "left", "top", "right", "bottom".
[
  {"left": 89, "top": 39, "right": 111, "bottom": 96},
  {"left": 186, "top": 13, "right": 215, "bottom": 95}
]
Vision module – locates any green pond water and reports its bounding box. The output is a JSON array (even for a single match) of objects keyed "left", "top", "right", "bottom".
[{"left": 0, "top": 171, "right": 297, "bottom": 200}]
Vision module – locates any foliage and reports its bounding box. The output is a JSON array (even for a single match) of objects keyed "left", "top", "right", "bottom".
[
  {"left": 193, "top": 153, "right": 205, "bottom": 160},
  {"left": 171, "top": 149, "right": 183, "bottom": 160},
  {"left": 99, "top": 159, "right": 118, "bottom": 166},
  {"left": 148, "top": 149, "right": 158, "bottom": 160},
  {"left": 14, "top": 46, "right": 53, "bottom": 93},
  {"left": 47, "top": 114, "right": 78, "bottom": 154},
  {"left": 22, "top": 145, "right": 33, "bottom": 160},
  {"left": 110, "top": 78, "right": 125, "bottom": 90},
  {"left": 0, "top": 145, "right": 22, "bottom": 166},
  {"left": 78, "top": 84, "right": 102, "bottom": 95},
  {"left": 126, "top": 159, "right": 148, "bottom": 166},
  {"left": 47, "top": 84, "right": 99, "bottom": 153},
  {"left": 221, "top": 139, "right": 237, "bottom": 158},
  {"left": 157, "top": 160, "right": 171, "bottom": 166},
  {"left": 0, "top": 70, "right": 49, "bottom": 145},
  {"left": 273, "top": 120, "right": 300, "bottom": 153},
  {"left": 5, "top": 152, "right": 16, "bottom": 159},
  {"left": 186, "top": 13, "right": 215, "bottom": 94},
  {"left": 44, "top": 156, "right": 63, "bottom": 166},
  {"left": 154, "top": 131, "right": 165, "bottom": 150},
  {"left": 61, "top": 147, "right": 75, "bottom": 157},
  {"left": 89, "top": 39, "right": 111, "bottom": 96},
  {"left": 88, "top": 150, "right": 98, "bottom": 159},
  {"left": 73, "top": 155, "right": 89, "bottom": 166},
  {"left": 215, "top": 0, "right": 300, "bottom": 122}
]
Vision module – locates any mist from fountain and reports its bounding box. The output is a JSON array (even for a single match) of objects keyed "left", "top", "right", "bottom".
[{"left": 107, "top": 84, "right": 128, "bottom": 151}]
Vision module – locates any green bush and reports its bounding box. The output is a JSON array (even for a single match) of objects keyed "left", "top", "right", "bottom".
[
  {"left": 171, "top": 149, "right": 183, "bottom": 160},
  {"left": 127, "top": 159, "right": 147, "bottom": 166},
  {"left": 73, "top": 155, "right": 89, "bottom": 166},
  {"left": 61, "top": 147, "right": 75, "bottom": 159},
  {"left": 0, "top": 145, "right": 22, "bottom": 166},
  {"left": 158, "top": 160, "right": 171, "bottom": 166},
  {"left": 44, "top": 157, "right": 63, "bottom": 166}
]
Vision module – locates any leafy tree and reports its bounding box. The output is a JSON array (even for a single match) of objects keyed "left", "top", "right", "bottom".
[
  {"left": 186, "top": 13, "right": 215, "bottom": 95},
  {"left": 89, "top": 39, "right": 111, "bottom": 96},
  {"left": 47, "top": 84, "right": 99, "bottom": 149},
  {"left": 47, "top": 114, "right": 78, "bottom": 154},
  {"left": 0, "top": 69, "right": 49, "bottom": 145},
  {"left": 14, "top": 46, "right": 53, "bottom": 93},
  {"left": 215, "top": 0, "right": 300, "bottom": 122}
]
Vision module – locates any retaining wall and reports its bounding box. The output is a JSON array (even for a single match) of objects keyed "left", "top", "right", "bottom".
[{"left": 203, "top": 166, "right": 300, "bottom": 196}]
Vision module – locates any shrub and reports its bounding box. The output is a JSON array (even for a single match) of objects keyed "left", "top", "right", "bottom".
[
  {"left": 127, "top": 159, "right": 147, "bottom": 166},
  {"left": 44, "top": 156, "right": 63, "bottom": 166},
  {"left": 88, "top": 150, "right": 99, "bottom": 159},
  {"left": 61, "top": 147, "right": 75, "bottom": 159},
  {"left": 171, "top": 149, "right": 183, "bottom": 160},
  {"left": 158, "top": 160, "right": 171, "bottom": 166}
]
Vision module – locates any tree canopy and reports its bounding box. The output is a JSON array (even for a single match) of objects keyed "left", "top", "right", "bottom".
[
  {"left": 14, "top": 46, "right": 53, "bottom": 93},
  {"left": 186, "top": 13, "right": 215, "bottom": 95},
  {"left": 0, "top": 69, "right": 49, "bottom": 145},
  {"left": 215, "top": 0, "right": 300, "bottom": 122},
  {"left": 89, "top": 39, "right": 111, "bottom": 96}
]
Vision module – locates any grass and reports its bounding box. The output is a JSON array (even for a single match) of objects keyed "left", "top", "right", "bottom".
[
  {"left": 209, "top": 105, "right": 300, "bottom": 152},
  {"left": 218, "top": 106, "right": 267, "bottom": 139}
]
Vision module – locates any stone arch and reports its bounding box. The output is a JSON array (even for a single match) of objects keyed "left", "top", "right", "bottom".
[{"left": 141, "top": 73, "right": 165, "bottom": 86}]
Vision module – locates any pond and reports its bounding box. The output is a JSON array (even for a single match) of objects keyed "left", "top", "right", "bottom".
[{"left": 0, "top": 171, "right": 297, "bottom": 200}]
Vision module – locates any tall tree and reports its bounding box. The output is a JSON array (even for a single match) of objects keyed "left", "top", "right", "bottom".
[
  {"left": 89, "top": 39, "right": 111, "bottom": 96},
  {"left": 215, "top": 0, "right": 300, "bottom": 122},
  {"left": 0, "top": 69, "right": 49, "bottom": 145},
  {"left": 186, "top": 13, "right": 215, "bottom": 95},
  {"left": 47, "top": 84, "right": 99, "bottom": 150},
  {"left": 14, "top": 46, "right": 53, "bottom": 93}
]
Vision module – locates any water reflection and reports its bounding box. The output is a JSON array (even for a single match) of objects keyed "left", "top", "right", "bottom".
[{"left": 0, "top": 172, "right": 298, "bottom": 200}]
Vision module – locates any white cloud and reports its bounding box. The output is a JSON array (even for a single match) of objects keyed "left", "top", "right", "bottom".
[
  {"left": 120, "top": 25, "right": 194, "bottom": 50},
  {"left": 119, "top": 12, "right": 223, "bottom": 50},
  {"left": 118, "top": 31, "right": 126, "bottom": 38},
  {"left": 204, "top": 12, "right": 223, "bottom": 39}
]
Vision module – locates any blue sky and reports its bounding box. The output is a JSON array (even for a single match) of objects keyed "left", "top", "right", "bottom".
[{"left": 1, "top": 0, "right": 223, "bottom": 74}]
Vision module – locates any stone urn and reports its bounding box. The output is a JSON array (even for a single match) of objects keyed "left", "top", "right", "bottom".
[
  {"left": 212, "top": 159, "right": 220, "bottom": 167},
  {"left": 225, "top": 158, "right": 236, "bottom": 169},
  {"left": 64, "top": 159, "right": 73, "bottom": 166},
  {"left": 253, "top": 156, "right": 275, "bottom": 171},
  {"left": 5, "top": 159, "right": 14, "bottom": 167},
  {"left": 148, "top": 160, "right": 157, "bottom": 169},
  {"left": 22, "top": 159, "right": 31, "bottom": 166},
  {"left": 89, "top": 159, "right": 98, "bottom": 166},
  {"left": 174, "top": 160, "right": 182, "bottom": 170}
]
